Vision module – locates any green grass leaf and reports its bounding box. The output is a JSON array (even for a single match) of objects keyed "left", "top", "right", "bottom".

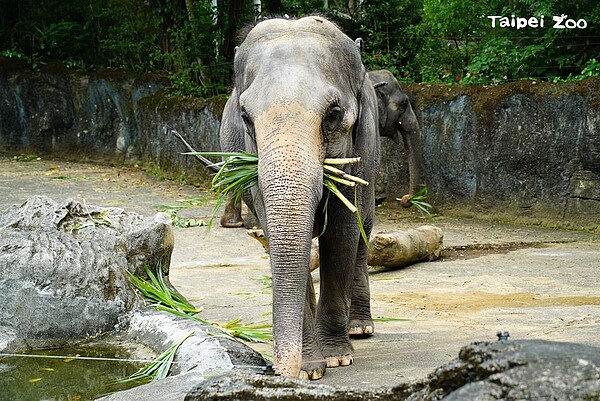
[
  {"left": 400, "top": 185, "right": 433, "bottom": 216},
  {"left": 373, "top": 316, "right": 411, "bottom": 322},
  {"left": 128, "top": 263, "right": 271, "bottom": 343},
  {"left": 111, "top": 331, "right": 194, "bottom": 384},
  {"left": 219, "top": 318, "right": 272, "bottom": 343},
  {"left": 128, "top": 264, "right": 202, "bottom": 316}
]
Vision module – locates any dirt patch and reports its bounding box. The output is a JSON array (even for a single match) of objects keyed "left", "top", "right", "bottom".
[
  {"left": 376, "top": 291, "right": 600, "bottom": 314},
  {"left": 439, "top": 242, "right": 549, "bottom": 261}
]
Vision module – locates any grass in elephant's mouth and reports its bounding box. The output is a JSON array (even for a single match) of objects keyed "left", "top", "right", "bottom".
[{"left": 187, "top": 151, "right": 370, "bottom": 244}]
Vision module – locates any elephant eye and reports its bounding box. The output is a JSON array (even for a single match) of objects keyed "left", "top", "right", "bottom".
[
  {"left": 240, "top": 108, "right": 255, "bottom": 140},
  {"left": 323, "top": 105, "right": 344, "bottom": 134}
]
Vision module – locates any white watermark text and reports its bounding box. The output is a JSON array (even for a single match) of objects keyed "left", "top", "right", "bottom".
[{"left": 487, "top": 14, "right": 588, "bottom": 30}]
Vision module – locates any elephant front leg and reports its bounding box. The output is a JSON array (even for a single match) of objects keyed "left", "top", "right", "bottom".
[
  {"left": 300, "top": 273, "right": 327, "bottom": 380},
  {"left": 316, "top": 220, "right": 358, "bottom": 368},
  {"left": 349, "top": 239, "right": 374, "bottom": 338}
]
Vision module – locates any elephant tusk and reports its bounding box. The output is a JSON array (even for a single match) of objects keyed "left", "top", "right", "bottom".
[
  {"left": 323, "top": 157, "right": 361, "bottom": 165},
  {"left": 323, "top": 164, "right": 369, "bottom": 186}
]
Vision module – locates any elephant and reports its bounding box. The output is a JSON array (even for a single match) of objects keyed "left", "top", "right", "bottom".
[
  {"left": 218, "top": 16, "right": 379, "bottom": 379},
  {"left": 220, "top": 69, "right": 424, "bottom": 227},
  {"left": 367, "top": 69, "right": 424, "bottom": 206}
]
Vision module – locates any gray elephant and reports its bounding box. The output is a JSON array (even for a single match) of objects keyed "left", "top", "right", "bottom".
[
  {"left": 368, "top": 69, "right": 424, "bottom": 206},
  {"left": 218, "top": 16, "right": 379, "bottom": 379},
  {"left": 220, "top": 69, "right": 424, "bottom": 227}
]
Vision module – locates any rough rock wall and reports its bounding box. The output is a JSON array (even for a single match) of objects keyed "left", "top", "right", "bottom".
[
  {"left": 389, "top": 80, "right": 600, "bottom": 223},
  {"left": 136, "top": 95, "right": 223, "bottom": 182},
  {"left": 0, "top": 59, "right": 165, "bottom": 162},
  {"left": 1, "top": 58, "right": 598, "bottom": 224}
]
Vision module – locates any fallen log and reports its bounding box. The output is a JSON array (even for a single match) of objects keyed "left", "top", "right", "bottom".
[
  {"left": 367, "top": 225, "right": 443, "bottom": 268},
  {"left": 247, "top": 225, "right": 443, "bottom": 270}
]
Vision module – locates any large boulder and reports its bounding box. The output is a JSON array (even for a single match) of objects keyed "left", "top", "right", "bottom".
[{"left": 0, "top": 195, "right": 174, "bottom": 351}]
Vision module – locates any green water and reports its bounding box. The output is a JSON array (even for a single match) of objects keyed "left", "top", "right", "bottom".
[{"left": 0, "top": 343, "right": 147, "bottom": 401}]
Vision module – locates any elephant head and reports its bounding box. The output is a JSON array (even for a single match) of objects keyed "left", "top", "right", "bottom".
[
  {"left": 368, "top": 69, "right": 424, "bottom": 207},
  {"left": 219, "top": 16, "right": 379, "bottom": 378}
]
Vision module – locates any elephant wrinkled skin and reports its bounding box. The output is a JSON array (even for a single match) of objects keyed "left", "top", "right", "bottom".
[{"left": 218, "top": 16, "right": 379, "bottom": 379}]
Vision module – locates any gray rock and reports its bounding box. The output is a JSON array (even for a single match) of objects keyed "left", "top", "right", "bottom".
[
  {"left": 98, "top": 310, "right": 267, "bottom": 401},
  {"left": 185, "top": 370, "right": 399, "bottom": 401},
  {"left": 408, "top": 340, "right": 600, "bottom": 400},
  {"left": 0, "top": 195, "right": 174, "bottom": 351},
  {"left": 185, "top": 340, "right": 600, "bottom": 401},
  {"left": 0, "top": 195, "right": 267, "bottom": 400}
]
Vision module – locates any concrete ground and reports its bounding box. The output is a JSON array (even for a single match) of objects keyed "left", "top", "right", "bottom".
[{"left": 2, "top": 155, "right": 599, "bottom": 389}]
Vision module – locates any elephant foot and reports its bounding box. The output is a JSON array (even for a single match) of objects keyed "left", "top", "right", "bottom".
[
  {"left": 299, "top": 364, "right": 326, "bottom": 380},
  {"left": 322, "top": 341, "right": 354, "bottom": 368},
  {"left": 348, "top": 319, "right": 374, "bottom": 338},
  {"left": 220, "top": 214, "right": 244, "bottom": 228},
  {"left": 300, "top": 353, "right": 326, "bottom": 380},
  {"left": 326, "top": 354, "right": 353, "bottom": 368}
]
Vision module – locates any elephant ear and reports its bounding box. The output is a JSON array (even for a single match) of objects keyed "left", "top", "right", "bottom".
[
  {"left": 352, "top": 74, "right": 380, "bottom": 176},
  {"left": 219, "top": 87, "right": 246, "bottom": 153},
  {"left": 371, "top": 82, "right": 388, "bottom": 134}
]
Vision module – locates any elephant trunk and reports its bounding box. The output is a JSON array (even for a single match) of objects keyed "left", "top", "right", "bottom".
[
  {"left": 255, "top": 105, "right": 323, "bottom": 377},
  {"left": 399, "top": 106, "right": 424, "bottom": 208}
]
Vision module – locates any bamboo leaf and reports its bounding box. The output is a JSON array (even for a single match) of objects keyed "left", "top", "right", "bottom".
[
  {"left": 111, "top": 331, "right": 194, "bottom": 384},
  {"left": 400, "top": 185, "right": 433, "bottom": 216},
  {"left": 185, "top": 150, "right": 371, "bottom": 244},
  {"left": 128, "top": 263, "right": 270, "bottom": 343}
]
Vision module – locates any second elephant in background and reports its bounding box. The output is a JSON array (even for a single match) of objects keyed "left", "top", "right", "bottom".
[{"left": 368, "top": 69, "right": 424, "bottom": 207}]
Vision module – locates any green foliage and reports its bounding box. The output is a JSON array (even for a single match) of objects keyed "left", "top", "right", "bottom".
[
  {"left": 553, "top": 58, "right": 600, "bottom": 82},
  {"left": 128, "top": 263, "right": 272, "bottom": 343},
  {"left": 404, "top": 185, "right": 432, "bottom": 217},
  {"left": 333, "top": 0, "right": 423, "bottom": 79},
  {"left": 111, "top": 331, "right": 194, "bottom": 385},
  {"left": 194, "top": 151, "right": 370, "bottom": 243},
  {"left": 415, "top": 0, "right": 600, "bottom": 84},
  {"left": 1, "top": 0, "right": 599, "bottom": 89},
  {"left": 128, "top": 264, "right": 203, "bottom": 316}
]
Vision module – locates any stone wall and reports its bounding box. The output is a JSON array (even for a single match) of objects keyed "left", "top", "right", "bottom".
[
  {"left": 400, "top": 80, "right": 600, "bottom": 223},
  {"left": 1, "top": 58, "right": 598, "bottom": 225}
]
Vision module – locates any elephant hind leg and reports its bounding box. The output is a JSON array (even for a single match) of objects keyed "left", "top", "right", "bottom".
[
  {"left": 349, "top": 225, "right": 374, "bottom": 338},
  {"left": 220, "top": 196, "right": 244, "bottom": 228},
  {"left": 348, "top": 272, "right": 374, "bottom": 337},
  {"left": 316, "top": 220, "right": 357, "bottom": 369}
]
